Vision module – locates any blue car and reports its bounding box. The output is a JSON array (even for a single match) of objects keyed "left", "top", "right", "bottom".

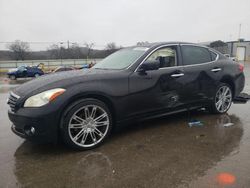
[{"left": 7, "top": 66, "right": 44, "bottom": 80}]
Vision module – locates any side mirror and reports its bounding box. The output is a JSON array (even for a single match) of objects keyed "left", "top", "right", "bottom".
[{"left": 137, "top": 60, "right": 160, "bottom": 73}]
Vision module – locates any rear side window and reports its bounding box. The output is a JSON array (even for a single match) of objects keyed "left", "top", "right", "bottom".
[
  {"left": 210, "top": 51, "right": 218, "bottom": 61},
  {"left": 181, "top": 46, "right": 211, "bottom": 65}
]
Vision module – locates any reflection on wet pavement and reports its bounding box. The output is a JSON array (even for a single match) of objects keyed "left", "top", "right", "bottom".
[
  {"left": 0, "top": 67, "right": 250, "bottom": 187},
  {"left": 1, "top": 110, "right": 245, "bottom": 187}
]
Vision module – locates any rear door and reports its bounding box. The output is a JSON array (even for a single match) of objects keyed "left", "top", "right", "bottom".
[
  {"left": 27, "top": 67, "right": 35, "bottom": 77},
  {"left": 180, "top": 45, "right": 219, "bottom": 104}
]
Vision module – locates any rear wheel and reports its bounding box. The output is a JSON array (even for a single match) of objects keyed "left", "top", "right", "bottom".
[
  {"left": 9, "top": 75, "right": 16, "bottom": 80},
  {"left": 34, "top": 73, "right": 40, "bottom": 78},
  {"left": 210, "top": 83, "right": 232, "bottom": 114},
  {"left": 61, "top": 98, "right": 112, "bottom": 150}
]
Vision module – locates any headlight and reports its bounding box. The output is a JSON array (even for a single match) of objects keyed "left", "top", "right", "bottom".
[{"left": 24, "top": 88, "right": 66, "bottom": 107}]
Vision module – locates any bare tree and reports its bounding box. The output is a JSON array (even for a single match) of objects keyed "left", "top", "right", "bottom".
[
  {"left": 47, "top": 44, "right": 61, "bottom": 59},
  {"left": 48, "top": 43, "right": 84, "bottom": 59},
  {"left": 7, "top": 40, "right": 30, "bottom": 60},
  {"left": 105, "top": 42, "right": 117, "bottom": 51},
  {"left": 84, "top": 42, "right": 94, "bottom": 59},
  {"left": 70, "top": 43, "right": 82, "bottom": 59},
  {"left": 209, "top": 40, "right": 227, "bottom": 48},
  {"left": 209, "top": 40, "right": 228, "bottom": 54},
  {"left": 105, "top": 42, "right": 119, "bottom": 56}
]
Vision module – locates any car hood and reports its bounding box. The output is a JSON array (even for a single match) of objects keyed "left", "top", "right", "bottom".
[
  {"left": 13, "top": 68, "right": 120, "bottom": 97},
  {"left": 8, "top": 68, "right": 18, "bottom": 73}
]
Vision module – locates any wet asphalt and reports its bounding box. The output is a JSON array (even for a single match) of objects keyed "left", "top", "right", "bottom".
[{"left": 0, "top": 64, "right": 250, "bottom": 188}]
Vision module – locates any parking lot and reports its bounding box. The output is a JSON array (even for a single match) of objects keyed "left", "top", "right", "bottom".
[{"left": 0, "top": 63, "right": 250, "bottom": 188}]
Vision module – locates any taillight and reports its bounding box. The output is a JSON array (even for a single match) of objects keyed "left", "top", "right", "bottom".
[{"left": 238, "top": 64, "right": 244, "bottom": 72}]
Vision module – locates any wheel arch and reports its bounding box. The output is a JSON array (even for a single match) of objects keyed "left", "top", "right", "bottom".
[
  {"left": 59, "top": 92, "right": 116, "bottom": 129},
  {"left": 220, "top": 76, "right": 235, "bottom": 98}
]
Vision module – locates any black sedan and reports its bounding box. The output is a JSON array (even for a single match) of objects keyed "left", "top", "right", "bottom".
[{"left": 7, "top": 42, "right": 245, "bottom": 150}]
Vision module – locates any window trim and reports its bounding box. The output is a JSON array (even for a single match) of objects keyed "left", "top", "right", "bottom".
[
  {"left": 180, "top": 44, "right": 219, "bottom": 67},
  {"left": 210, "top": 49, "right": 219, "bottom": 61},
  {"left": 134, "top": 44, "right": 179, "bottom": 72},
  {"left": 134, "top": 44, "right": 219, "bottom": 72},
  {"left": 147, "top": 46, "right": 178, "bottom": 68}
]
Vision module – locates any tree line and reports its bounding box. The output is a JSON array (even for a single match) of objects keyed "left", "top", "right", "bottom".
[
  {"left": 1, "top": 40, "right": 121, "bottom": 61},
  {"left": 1, "top": 40, "right": 228, "bottom": 61}
]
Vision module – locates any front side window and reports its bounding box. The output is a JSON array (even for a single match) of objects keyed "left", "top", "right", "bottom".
[
  {"left": 181, "top": 46, "right": 211, "bottom": 65},
  {"left": 146, "top": 46, "right": 177, "bottom": 68}
]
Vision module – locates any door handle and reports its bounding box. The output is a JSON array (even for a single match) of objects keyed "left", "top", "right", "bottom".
[
  {"left": 211, "top": 68, "right": 221, "bottom": 72},
  {"left": 171, "top": 73, "right": 184, "bottom": 78}
]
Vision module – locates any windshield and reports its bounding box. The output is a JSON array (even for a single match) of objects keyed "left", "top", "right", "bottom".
[
  {"left": 18, "top": 66, "right": 27, "bottom": 71},
  {"left": 93, "top": 47, "right": 149, "bottom": 70}
]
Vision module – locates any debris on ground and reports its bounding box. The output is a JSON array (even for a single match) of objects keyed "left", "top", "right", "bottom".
[
  {"left": 223, "top": 123, "right": 234, "bottom": 127},
  {"left": 188, "top": 120, "right": 204, "bottom": 127},
  {"left": 233, "top": 93, "right": 250, "bottom": 104},
  {"left": 239, "top": 93, "right": 250, "bottom": 99},
  {"left": 196, "top": 134, "right": 206, "bottom": 139}
]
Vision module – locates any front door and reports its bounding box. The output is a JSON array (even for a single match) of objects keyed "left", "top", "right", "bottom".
[
  {"left": 127, "top": 45, "right": 187, "bottom": 118},
  {"left": 17, "top": 67, "right": 28, "bottom": 78}
]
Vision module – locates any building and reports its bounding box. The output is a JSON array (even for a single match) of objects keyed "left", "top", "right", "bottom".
[
  {"left": 227, "top": 40, "right": 250, "bottom": 61},
  {"left": 200, "top": 40, "right": 250, "bottom": 62}
]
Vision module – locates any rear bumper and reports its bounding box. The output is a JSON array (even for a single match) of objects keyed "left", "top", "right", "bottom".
[
  {"left": 8, "top": 107, "right": 60, "bottom": 143},
  {"left": 234, "top": 73, "right": 245, "bottom": 98}
]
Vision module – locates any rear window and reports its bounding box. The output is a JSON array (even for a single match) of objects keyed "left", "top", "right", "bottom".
[{"left": 181, "top": 46, "right": 211, "bottom": 65}]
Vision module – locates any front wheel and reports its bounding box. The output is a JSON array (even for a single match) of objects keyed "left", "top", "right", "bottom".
[
  {"left": 210, "top": 83, "right": 233, "bottom": 114},
  {"left": 61, "top": 98, "right": 112, "bottom": 150}
]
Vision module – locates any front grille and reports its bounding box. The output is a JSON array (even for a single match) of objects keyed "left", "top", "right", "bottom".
[{"left": 7, "top": 92, "right": 20, "bottom": 112}]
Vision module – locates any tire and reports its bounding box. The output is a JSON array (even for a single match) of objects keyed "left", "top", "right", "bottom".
[
  {"left": 209, "top": 83, "right": 233, "bottom": 114},
  {"left": 9, "top": 75, "right": 16, "bottom": 80},
  {"left": 34, "top": 73, "right": 40, "bottom": 78},
  {"left": 60, "top": 98, "right": 113, "bottom": 150}
]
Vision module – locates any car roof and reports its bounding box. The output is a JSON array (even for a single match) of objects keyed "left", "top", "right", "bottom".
[{"left": 129, "top": 42, "right": 195, "bottom": 49}]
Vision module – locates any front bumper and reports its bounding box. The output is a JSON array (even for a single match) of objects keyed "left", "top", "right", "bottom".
[{"left": 8, "top": 107, "right": 60, "bottom": 143}]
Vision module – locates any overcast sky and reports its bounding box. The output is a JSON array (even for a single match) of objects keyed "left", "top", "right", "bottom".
[{"left": 0, "top": 0, "right": 250, "bottom": 50}]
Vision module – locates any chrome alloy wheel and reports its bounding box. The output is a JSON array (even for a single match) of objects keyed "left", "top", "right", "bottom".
[
  {"left": 68, "top": 105, "right": 110, "bottom": 148},
  {"left": 215, "top": 85, "right": 232, "bottom": 113}
]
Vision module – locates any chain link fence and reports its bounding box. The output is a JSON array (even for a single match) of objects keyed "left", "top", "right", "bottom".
[{"left": 0, "top": 59, "right": 102, "bottom": 73}]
